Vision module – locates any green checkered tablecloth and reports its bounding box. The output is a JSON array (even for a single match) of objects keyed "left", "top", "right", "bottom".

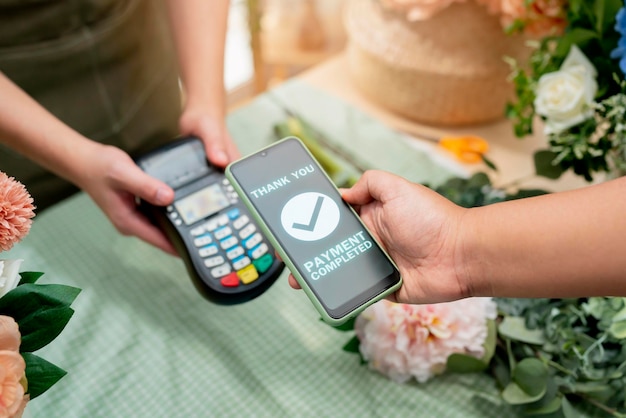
[{"left": 7, "top": 80, "right": 515, "bottom": 417}]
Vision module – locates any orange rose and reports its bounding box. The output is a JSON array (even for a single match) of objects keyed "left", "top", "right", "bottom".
[
  {"left": 0, "top": 351, "right": 25, "bottom": 417},
  {"left": 0, "top": 317, "right": 20, "bottom": 353},
  {"left": 500, "top": 0, "right": 567, "bottom": 36},
  {"left": 0, "top": 316, "right": 27, "bottom": 418}
]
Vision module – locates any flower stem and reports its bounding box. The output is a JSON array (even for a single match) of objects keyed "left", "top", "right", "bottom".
[{"left": 576, "top": 393, "right": 626, "bottom": 418}]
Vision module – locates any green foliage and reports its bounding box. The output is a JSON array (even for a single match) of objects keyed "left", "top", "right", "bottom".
[
  {"left": 495, "top": 297, "right": 626, "bottom": 416},
  {"left": 342, "top": 336, "right": 361, "bottom": 354},
  {"left": 431, "top": 172, "right": 549, "bottom": 209},
  {"left": 17, "top": 271, "right": 44, "bottom": 285},
  {"left": 533, "top": 150, "right": 565, "bottom": 180},
  {"left": 506, "top": 0, "right": 626, "bottom": 182},
  {"left": 0, "top": 274, "right": 81, "bottom": 399},
  {"left": 595, "top": 87, "right": 626, "bottom": 175},
  {"left": 22, "top": 353, "right": 67, "bottom": 400},
  {"left": 505, "top": 38, "right": 561, "bottom": 138}
]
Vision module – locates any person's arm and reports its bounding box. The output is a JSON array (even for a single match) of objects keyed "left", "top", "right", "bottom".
[
  {"left": 165, "top": 0, "right": 239, "bottom": 167},
  {"left": 461, "top": 176, "right": 626, "bottom": 298},
  {"left": 0, "top": 73, "right": 96, "bottom": 183},
  {"left": 337, "top": 170, "right": 626, "bottom": 305},
  {"left": 0, "top": 72, "right": 176, "bottom": 254}
]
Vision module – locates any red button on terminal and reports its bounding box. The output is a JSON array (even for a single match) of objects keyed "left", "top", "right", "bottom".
[{"left": 220, "top": 272, "right": 240, "bottom": 287}]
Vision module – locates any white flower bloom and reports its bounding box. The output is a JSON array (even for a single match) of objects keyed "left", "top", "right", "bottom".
[
  {"left": 0, "top": 260, "right": 23, "bottom": 298},
  {"left": 534, "top": 45, "right": 598, "bottom": 134}
]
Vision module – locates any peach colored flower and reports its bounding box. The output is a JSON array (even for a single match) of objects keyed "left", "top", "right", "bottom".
[
  {"left": 0, "top": 172, "right": 35, "bottom": 252},
  {"left": 355, "top": 298, "right": 497, "bottom": 383},
  {"left": 0, "top": 351, "right": 26, "bottom": 418},
  {"left": 500, "top": 0, "right": 567, "bottom": 37},
  {"left": 0, "top": 317, "right": 20, "bottom": 353},
  {"left": 0, "top": 316, "right": 25, "bottom": 417},
  {"left": 10, "top": 394, "right": 28, "bottom": 418}
]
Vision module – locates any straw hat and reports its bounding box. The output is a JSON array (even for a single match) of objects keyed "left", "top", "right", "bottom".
[{"left": 343, "top": 0, "right": 531, "bottom": 126}]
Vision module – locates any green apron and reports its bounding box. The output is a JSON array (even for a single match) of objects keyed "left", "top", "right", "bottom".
[{"left": 0, "top": 0, "right": 182, "bottom": 211}]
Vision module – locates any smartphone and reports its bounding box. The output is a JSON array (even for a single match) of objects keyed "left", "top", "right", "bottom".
[
  {"left": 135, "top": 136, "right": 284, "bottom": 305},
  {"left": 226, "top": 136, "right": 402, "bottom": 324}
]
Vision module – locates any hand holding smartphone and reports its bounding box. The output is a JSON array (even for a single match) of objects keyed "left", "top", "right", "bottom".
[{"left": 226, "top": 137, "right": 402, "bottom": 325}]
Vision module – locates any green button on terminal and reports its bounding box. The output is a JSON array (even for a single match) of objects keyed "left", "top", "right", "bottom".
[{"left": 253, "top": 254, "right": 274, "bottom": 274}]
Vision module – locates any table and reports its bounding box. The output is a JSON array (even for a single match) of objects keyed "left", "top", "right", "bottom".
[{"left": 4, "top": 76, "right": 527, "bottom": 418}]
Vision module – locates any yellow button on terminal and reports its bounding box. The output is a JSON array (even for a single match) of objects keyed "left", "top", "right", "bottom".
[{"left": 237, "top": 265, "right": 259, "bottom": 284}]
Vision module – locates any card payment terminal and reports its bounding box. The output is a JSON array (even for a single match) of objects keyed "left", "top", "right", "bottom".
[{"left": 135, "top": 136, "right": 284, "bottom": 304}]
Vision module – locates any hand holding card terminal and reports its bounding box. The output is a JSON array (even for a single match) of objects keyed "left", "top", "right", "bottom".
[{"left": 135, "top": 136, "right": 284, "bottom": 304}]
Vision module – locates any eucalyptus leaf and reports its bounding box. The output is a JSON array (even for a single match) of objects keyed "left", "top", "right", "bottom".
[
  {"left": 560, "top": 396, "right": 577, "bottom": 418},
  {"left": 609, "top": 319, "right": 626, "bottom": 339},
  {"left": 498, "top": 316, "right": 546, "bottom": 345},
  {"left": 513, "top": 358, "right": 549, "bottom": 397},
  {"left": 524, "top": 396, "right": 562, "bottom": 415},
  {"left": 466, "top": 172, "right": 491, "bottom": 188},
  {"left": 612, "top": 304, "right": 626, "bottom": 322},
  {"left": 521, "top": 377, "right": 561, "bottom": 416},
  {"left": 534, "top": 150, "right": 565, "bottom": 180},
  {"left": 22, "top": 352, "right": 67, "bottom": 400},
  {"left": 502, "top": 382, "right": 546, "bottom": 405},
  {"left": 446, "top": 353, "right": 489, "bottom": 373},
  {"left": 573, "top": 382, "right": 614, "bottom": 401}
]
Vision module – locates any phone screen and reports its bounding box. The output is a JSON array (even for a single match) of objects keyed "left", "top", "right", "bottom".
[{"left": 228, "top": 137, "right": 401, "bottom": 319}]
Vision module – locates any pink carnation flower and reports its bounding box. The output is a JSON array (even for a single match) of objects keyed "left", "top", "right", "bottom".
[
  {"left": 0, "top": 172, "right": 35, "bottom": 252},
  {"left": 355, "top": 298, "right": 497, "bottom": 383}
]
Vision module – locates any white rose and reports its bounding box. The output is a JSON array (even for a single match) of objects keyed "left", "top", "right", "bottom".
[
  {"left": 0, "top": 260, "right": 23, "bottom": 298},
  {"left": 534, "top": 45, "right": 598, "bottom": 134}
]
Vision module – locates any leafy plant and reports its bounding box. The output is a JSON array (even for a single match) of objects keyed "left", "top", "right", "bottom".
[
  {"left": 331, "top": 170, "right": 626, "bottom": 416},
  {"left": 491, "top": 297, "right": 626, "bottom": 417},
  {"left": 0, "top": 272, "right": 80, "bottom": 399},
  {"left": 428, "top": 171, "right": 549, "bottom": 207},
  {"left": 506, "top": 0, "right": 626, "bottom": 182}
]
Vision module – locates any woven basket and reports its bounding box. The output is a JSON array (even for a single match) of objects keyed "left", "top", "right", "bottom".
[{"left": 343, "top": 0, "right": 531, "bottom": 126}]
